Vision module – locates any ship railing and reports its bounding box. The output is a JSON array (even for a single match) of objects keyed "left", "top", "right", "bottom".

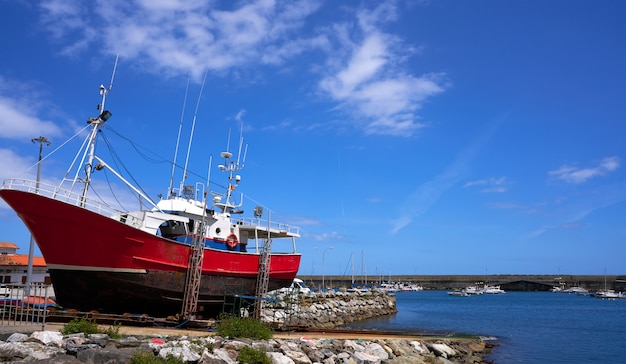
[
  {"left": 236, "top": 217, "right": 300, "bottom": 236},
  {"left": 1, "top": 178, "right": 143, "bottom": 227}
]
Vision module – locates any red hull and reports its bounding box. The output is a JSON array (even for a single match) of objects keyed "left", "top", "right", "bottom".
[{"left": 0, "top": 189, "right": 300, "bottom": 316}]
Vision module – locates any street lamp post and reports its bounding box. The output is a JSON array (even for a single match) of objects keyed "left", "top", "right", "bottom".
[
  {"left": 26, "top": 136, "right": 50, "bottom": 291},
  {"left": 315, "top": 246, "right": 333, "bottom": 290}
]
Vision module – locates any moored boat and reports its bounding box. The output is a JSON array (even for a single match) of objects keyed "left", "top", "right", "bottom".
[
  {"left": 482, "top": 285, "right": 506, "bottom": 294},
  {"left": 594, "top": 290, "right": 625, "bottom": 299},
  {"left": 0, "top": 79, "right": 302, "bottom": 318}
]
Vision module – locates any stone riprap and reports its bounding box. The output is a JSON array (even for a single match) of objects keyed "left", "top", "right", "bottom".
[
  {"left": 0, "top": 330, "right": 495, "bottom": 363},
  {"left": 262, "top": 289, "right": 398, "bottom": 329}
]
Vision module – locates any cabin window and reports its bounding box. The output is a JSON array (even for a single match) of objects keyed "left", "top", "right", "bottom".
[{"left": 158, "top": 220, "right": 188, "bottom": 239}]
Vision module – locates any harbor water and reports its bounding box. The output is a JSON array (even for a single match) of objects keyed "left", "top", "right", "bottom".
[{"left": 339, "top": 290, "right": 626, "bottom": 363}]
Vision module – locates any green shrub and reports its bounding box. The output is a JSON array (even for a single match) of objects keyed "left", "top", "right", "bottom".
[
  {"left": 130, "top": 352, "right": 185, "bottom": 364},
  {"left": 102, "top": 322, "right": 123, "bottom": 338},
  {"left": 60, "top": 317, "right": 123, "bottom": 338},
  {"left": 237, "top": 346, "right": 271, "bottom": 364},
  {"left": 215, "top": 314, "right": 273, "bottom": 340},
  {"left": 60, "top": 317, "right": 100, "bottom": 335}
]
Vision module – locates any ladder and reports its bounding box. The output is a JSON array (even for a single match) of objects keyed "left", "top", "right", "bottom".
[
  {"left": 181, "top": 221, "right": 205, "bottom": 320},
  {"left": 253, "top": 236, "right": 272, "bottom": 318}
]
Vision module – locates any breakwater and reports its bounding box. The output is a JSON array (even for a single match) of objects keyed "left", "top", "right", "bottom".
[
  {"left": 261, "top": 289, "right": 397, "bottom": 329},
  {"left": 298, "top": 274, "right": 626, "bottom": 291}
]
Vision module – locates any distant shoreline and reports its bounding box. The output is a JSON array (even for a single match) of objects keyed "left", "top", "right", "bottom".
[{"left": 298, "top": 274, "right": 626, "bottom": 291}]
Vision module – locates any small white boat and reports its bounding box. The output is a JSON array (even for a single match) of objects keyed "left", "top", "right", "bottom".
[
  {"left": 563, "top": 286, "right": 590, "bottom": 296},
  {"left": 483, "top": 285, "right": 506, "bottom": 294},
  {"left": 594, "top": 269, "right": 624, "bottom": 299},
  {"left": 463, "top": 285, "right": 484, "bottom": 295},
  {"left": 595, "top": 290, "right": 625, "bottom": 299}
]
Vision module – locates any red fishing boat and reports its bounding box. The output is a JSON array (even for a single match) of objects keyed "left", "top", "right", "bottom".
[{"left": 0, "top": 76, "right": 301, "bottom": 318}]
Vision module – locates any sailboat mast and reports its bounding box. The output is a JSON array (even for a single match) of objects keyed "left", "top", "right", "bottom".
[{"left": 351, "top": 251, "right": 355, "bottom": 285}]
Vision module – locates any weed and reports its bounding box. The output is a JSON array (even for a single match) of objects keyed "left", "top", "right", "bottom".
[
  {"left": 215, "top": 314, "right": 273, "bottom": 340},
  {"left": 129, "top": 352, "right": 185, "bottom": 364},
  {"left": 102, "top": 322, "right": 123, "bottom": 338},
  {"left": 237, "top": 346, "right": 271, "bottom": 364},
  {"left": 60, "top": 317, "right": 100, "bottom": 335},
  {"left": 190, "top": 338, "right": 214, "bottom": 352},
  {"left": 60, "top": 317, "right": 123, "bottom": 338}
]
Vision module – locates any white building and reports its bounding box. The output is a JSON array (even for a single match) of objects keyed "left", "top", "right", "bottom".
[{"left": 0, "top": 242, "right": 51, "bottom": 285}]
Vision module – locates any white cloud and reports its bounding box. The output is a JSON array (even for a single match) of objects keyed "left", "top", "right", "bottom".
[
  {"left": 310, "top": 231, "right": 343, "bottom": 241},
  {"left": 40, "top": 0, "right": 322, "bottom": 80},
  {"left": 36, "top": 0, "right": 446, "bottom": 136},
  {"left": 548, "top": 156, "right": 620, "bottom": 184},
  {"left": 0, "top": 96, "right": 62, "bottom": 140},
  {"left": 464, "top": 176, "right": 510, "bottom": 193},
  {"left": 0, "top": 149, "right": 35, "bottom": 181},
  {"left": 318, "top": 5, "right": 446, "bottom": 136},
  {"left": 0, "top": 76, "right": 63, "bottom": 141},
  {"left": 36, "top": 0, "right": 445, "bottom": 136}
]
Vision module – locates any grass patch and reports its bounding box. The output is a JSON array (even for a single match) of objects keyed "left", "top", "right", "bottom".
[
  {"left": 130, "top": 352, "right": 185, "bottom": 364},
  {"left": 237, "top": 346, "right": 271, "bottom": 364},
  {"left": 215, "top": 314, "right": 273, "bottom": 340},
  {"left": 60, "top": 317, "right": 123, "bottom": 338}
]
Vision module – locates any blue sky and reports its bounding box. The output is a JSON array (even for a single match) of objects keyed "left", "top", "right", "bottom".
[{"left": 1, "top": 1, "right": 625, "bottom": 276}]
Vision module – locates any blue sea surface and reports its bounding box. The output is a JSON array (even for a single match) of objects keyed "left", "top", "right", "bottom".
[{"left": 339, "top": 291, "right": 626, "bottom": 363}]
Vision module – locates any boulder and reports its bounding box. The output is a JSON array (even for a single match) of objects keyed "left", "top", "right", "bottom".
[
  {"left": 267, "top": 351, "right": 296, "bottom": 364},
  {"left": 282, "top": 349, "right": 313, "bottom": 364},
  {"left": 426, "top": 342, "right": 455, "bottom": 358},
  {"left": 30, "top": 330, "right": 64, "bottom": 346}
]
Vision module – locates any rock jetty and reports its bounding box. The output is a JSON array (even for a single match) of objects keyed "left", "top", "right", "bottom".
[
  {"left": 261, "top": 289, "right": 398, "bottom": 329},
  {"left": 0, "top": 330, "right": 495, "bottom": 363}
]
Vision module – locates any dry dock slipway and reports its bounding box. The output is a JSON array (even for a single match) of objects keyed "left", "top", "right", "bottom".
[{"left": 298, "top": 274, "right": 626, "bottom": 291}]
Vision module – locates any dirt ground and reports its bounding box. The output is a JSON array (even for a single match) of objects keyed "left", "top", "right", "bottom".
[{"left": 40, "top": 322, "right": 432, "bottom": 341}]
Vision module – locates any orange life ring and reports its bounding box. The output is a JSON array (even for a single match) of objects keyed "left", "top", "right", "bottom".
[{"left": 226, "top": 233, "right": 239, "bottom": 249}]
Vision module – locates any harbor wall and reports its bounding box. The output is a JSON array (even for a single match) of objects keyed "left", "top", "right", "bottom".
[
  {"left": 298, "top": 274, "right": 626, "bottom": 291},
  {"left": 261, "top": 289, "right": 397, "bottom": 329}
]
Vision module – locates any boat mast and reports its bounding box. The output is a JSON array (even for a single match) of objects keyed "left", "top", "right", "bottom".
[
  {"left": 168, "top": 76, "right": 190, "bottom": 198},
  {"left": 217, "top": 128, "right": 247, "bottom": 210},
  {"left": 80, "top": 56, "right": 118, "bottom": 207},
  {"left": 179, "top": 70, "right": 208, "bottom": 197}
]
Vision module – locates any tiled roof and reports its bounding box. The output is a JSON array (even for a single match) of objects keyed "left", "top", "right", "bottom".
[
  {"left": 0, "top": 254, "right": 47, "bottom": 267},
  {"left": 0, "top": 242, "right": 19, "bottom": 249}
]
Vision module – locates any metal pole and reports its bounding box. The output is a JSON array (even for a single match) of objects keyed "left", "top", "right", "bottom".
[
  {"left": 27, "top": 137, "right": 50, "bottom": 292},
  {"left": 321, "top": 246, "right": 333, "bottom": 290}
]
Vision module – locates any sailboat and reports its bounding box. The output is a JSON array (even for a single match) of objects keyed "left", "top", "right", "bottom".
[
  {"left": 594, "top": 270, "right": 625, "bottom": 299},
  {"left": 0, "top": 75, "right": 302, "bottom": 318}
]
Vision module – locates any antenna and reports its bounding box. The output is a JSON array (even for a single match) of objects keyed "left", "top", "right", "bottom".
[
  {"left": 99, "top": 54, "right": 119, "bottom": 114},
  {"left": 168, "top": 75, "right": 190, "bottom": 197},
  {"left": 180, "top": 69, "right": 208, "bottom": 192},
  {"left": 225, "top": 129, "right": 232, "bottom": 155},
  {"left": 237, "top": 124, "right": 244, "bottom": 166}
]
